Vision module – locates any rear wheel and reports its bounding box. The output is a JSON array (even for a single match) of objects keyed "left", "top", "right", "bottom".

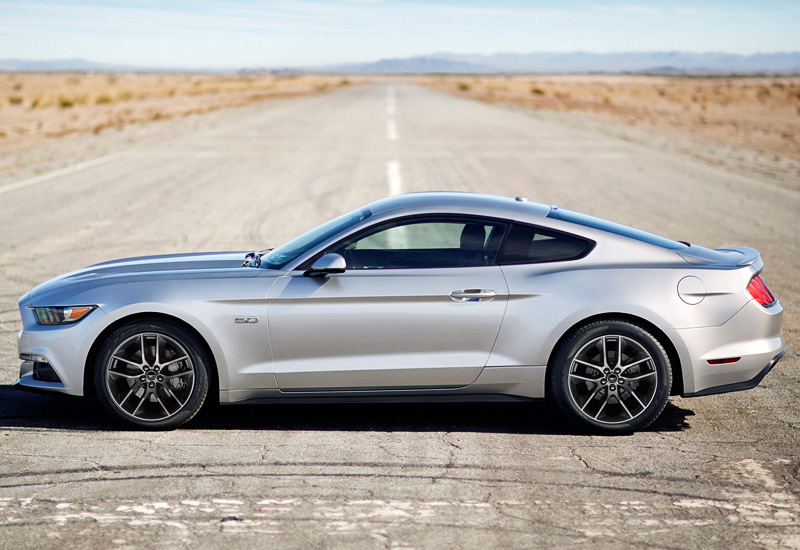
[
  {"left": 94, "top": 319, "right": 210, "bottom": 430},
  {"left": 551, "top": 319, "right": 671, "bottom": 434}
]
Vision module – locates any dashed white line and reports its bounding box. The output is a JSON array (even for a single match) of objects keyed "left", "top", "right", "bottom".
[
  {"left": 387, "top": 86, "right": 396, "bottom": 115},
  {"left": 386, "top": 86, "right": 400, "bottom": 194},
  {"left": 387, "top": 85, "right": 398, "bottom": 140},
  {"left": 387, "top": 161, "right": 402, "bottom": 196},
  {"left": 0, "top": 151, "right": 125, "bottom": 196},
  {"left": 386, "top": 119, "right": 398, "bottom": 140}
]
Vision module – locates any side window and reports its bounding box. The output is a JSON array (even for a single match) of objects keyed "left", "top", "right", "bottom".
[
  {"left": 356, "top": 222, "right": 464, "bottom": 250},
  {"left": 330, "top": 217, "right": 507, "bottom": 269},
  {"left": 499, "top": 224, "right": 593, "bottom": 264}
]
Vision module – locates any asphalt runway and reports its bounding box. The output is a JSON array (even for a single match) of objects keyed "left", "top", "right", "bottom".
[{"left": 0, "top": 81, "right": 798, "bottom": 549}]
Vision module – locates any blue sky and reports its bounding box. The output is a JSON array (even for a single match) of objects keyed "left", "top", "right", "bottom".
[{"left": 1, "top": 1, "right": 798, "bottom": 68}]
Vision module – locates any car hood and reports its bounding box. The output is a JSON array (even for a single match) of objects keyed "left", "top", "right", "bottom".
[
  {"left": 85, "top": 251, "right": 249, "bottom": 274},
  {"left": 28, "top": 251, "right": 269, "bottom": 304}
]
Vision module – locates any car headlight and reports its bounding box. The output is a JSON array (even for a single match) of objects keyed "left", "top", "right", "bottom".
[{"left": 31, "top": 306, "right": 97, "bottom": 325}]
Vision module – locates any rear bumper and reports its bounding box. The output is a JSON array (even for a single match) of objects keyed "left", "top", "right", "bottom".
[
  {"left": 682, "top": 348, "right": 785, "bottom": 397},
  {"left": 670, "top": 299, "right": 784, "bottom": 396}
]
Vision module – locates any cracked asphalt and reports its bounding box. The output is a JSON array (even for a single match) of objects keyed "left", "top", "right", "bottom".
[{"left": 0, "top": 81, "right": 798, "bottom": 549}]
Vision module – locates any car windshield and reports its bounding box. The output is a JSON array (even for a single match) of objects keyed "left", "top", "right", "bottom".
[
  {"left": 259, "top": 207, "right": 372, "bottom": 269},
  {"left": 547, "top": 208, "right": 688, "bottom": 251}
]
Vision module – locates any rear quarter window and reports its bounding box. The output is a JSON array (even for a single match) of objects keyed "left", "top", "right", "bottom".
[
  {"left": 546, "top": 208, "right": 688, "bottom": 251},
  {"left": 499, "top": 224, "right": 594, "bottom": 265}
]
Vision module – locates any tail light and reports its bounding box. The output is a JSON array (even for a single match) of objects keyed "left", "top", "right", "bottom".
[{"left": 748, "top": 275, "right": 776, "bottom": 307}]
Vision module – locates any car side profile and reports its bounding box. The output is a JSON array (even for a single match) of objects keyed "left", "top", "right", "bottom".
[{"left": 16, "top": 192, "right": 785, "bottom": 433}]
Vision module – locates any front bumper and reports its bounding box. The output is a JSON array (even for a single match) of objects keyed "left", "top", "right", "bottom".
[
  {"left": 15, "top": 304, "right": 108, "bottom": 396},
  {"left": 14, "top": 351, "right": 69, "bottom": 393}
]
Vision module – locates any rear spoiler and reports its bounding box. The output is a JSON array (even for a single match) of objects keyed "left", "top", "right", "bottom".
[
  {"left": 678, "top": 246, "right": 763, "bottom": 271},
  {"left": 716, "top": 247, "right": 761, "bottom": 267}
]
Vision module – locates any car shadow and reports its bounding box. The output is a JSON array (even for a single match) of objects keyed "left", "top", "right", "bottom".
[{"left": 0, "top": 384, "right": 694, "bottom": 435}]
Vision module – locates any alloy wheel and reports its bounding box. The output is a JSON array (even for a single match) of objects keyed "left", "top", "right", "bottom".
[
  {"left": 566, "top": 334, "right": 658, "bottom": 425},
  {"left": 104, "top": 332, "right": 196, "bottom": 422}
]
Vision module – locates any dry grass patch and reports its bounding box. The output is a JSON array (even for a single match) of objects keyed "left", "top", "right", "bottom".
[
  {"left": 0, "top": 72, "right": 368, "bottom": 153},
  {"left": 416, "top": 75, "right": 800, "bottom": 160}
]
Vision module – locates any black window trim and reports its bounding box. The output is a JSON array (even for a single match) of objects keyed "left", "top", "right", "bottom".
[
  {"left": 295, "top": 213, "right": 511, "bottom": 271},
  {"left": 496, "top": 222, "right": 596, "bottom": 266}
]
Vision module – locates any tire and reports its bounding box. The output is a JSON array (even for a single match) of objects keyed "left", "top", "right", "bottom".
[
  {"left": 94, "top": 319, "right": 210, "bottom": 430},
  {"left": 550, "top": 319, "right": 671, "bottom": 434}
]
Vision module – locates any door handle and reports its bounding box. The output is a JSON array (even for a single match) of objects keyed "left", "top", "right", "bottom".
[{"left": 449, "top": 289, "right": 496, "bottom": 302}]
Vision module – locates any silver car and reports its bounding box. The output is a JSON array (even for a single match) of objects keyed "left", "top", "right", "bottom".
[{"left": 16, "top": 192, "right": 785, "bottom": 433}]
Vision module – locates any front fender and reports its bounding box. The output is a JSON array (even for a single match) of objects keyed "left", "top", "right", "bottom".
[{"left": 102, "top": 303, "right": 231, "bottom": 391}]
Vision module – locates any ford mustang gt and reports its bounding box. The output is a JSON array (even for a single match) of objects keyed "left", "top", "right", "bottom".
[{"left": 16, "top": 192, "right": 785, "bottom": 433}]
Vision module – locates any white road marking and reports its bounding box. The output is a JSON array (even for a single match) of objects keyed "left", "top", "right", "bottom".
[
  {"left": 387, "top": 161, "right": 402, "bottom": 196},
  {"left": 387, "top": 86, "right": 395, "bottom": 115},
  {"left": 0, "top": 151, "right": 125, "bottom": 196},
  {"left": 386, "top": 86, "right": 398, "bottom": 140}
]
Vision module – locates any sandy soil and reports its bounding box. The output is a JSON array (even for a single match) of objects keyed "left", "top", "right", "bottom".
[
  {"left": 416, "top": 74, "right": 800, "bottom": 162},
  {"left": 0, "top": 72, "right": 365, "bottom": 153}
]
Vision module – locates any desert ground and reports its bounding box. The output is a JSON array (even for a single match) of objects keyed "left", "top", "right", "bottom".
[
  {"left": 0, "top": 72, "right": 360, "bottom": 154},
  {"left": 418, "top": 74, "right": 800, "bottom": 163},
  {"left": 0, "top": 78, "right": 798, "bottom": 549}
]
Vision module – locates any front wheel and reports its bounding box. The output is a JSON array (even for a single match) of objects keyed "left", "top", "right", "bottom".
[
  {"left": 550, "top": 320, "right": 672, "bottom": 434},
  {"left": 94, "top": 319, "right": 210, "bottom": 430}
]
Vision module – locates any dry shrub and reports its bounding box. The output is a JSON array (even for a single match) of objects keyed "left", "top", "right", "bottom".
[
  {"left": 0, "top": 73, "right": 370, "bottom": 153},
  {"left": 432, "top": 75, "right": 800, "bottom": 158}
]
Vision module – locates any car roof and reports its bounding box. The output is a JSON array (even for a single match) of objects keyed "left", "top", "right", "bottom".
[
  {"left": 365, "top": 192, "right": 694, "bottom": 256},
  {"left": 366, "top": 191, "right": 552, "bottom": 220}
]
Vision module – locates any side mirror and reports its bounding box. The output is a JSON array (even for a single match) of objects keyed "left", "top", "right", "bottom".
[{"left": 304, "top": 253, "right": 346, "bottom": 277}]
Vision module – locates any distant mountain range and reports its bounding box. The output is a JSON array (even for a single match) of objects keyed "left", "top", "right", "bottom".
[
  {"left": 317, "top": 51, "right": 800, "bottom": 74},
  {"left": 0, "top": 58, "right": 228, "bottom": 73},
  {"left": 0, "top": 58, "right": 144, "bottom": 72},
  {"left": 2, "top": 51, "right": 800, "bottom": 74}
]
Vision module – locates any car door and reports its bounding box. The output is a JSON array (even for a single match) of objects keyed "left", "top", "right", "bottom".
[{"left": 267, "top": 216, "right": 510, "bottom": 391}]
